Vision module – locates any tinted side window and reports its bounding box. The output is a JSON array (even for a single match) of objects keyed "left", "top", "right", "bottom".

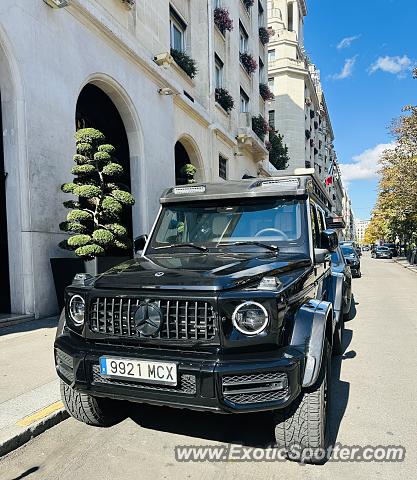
[{"left": 310, "top": 204, "right": 320, "bottom": 248}]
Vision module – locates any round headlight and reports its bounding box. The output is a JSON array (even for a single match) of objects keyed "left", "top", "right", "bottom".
[
  {"left": 69, "top": 295, "right": 85, "bottom": 326},
  {"left": 232, "top": 301, "right": 269, "bottom": 335}
]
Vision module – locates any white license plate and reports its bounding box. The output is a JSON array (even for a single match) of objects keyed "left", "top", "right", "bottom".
[{"left": 99, "top": 357, "right": 177, "bottom": 386}]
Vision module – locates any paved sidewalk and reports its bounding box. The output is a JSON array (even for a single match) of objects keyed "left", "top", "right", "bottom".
[
  {"left": 0, "top": 316, "right": 67, "bottom": 456},
  {"left": 393, "top": 256, "right": 417, "bottom": 274}
]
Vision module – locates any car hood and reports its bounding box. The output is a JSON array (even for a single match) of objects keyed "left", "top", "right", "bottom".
[{"left": 93, "top": 253, "right": 312, "bottom": 291}]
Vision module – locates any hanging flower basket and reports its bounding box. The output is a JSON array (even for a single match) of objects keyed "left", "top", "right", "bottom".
[
  {"left": 259, "top": 27, "right": 273, "bottom": 45},
  {"left": 259, "top": 83, "right": 274, "bottom": 101},
  {"left": 252, "top": 114, "right": 270, "bottom": 141},
  {"left": 171, "top": 49, "right": 198, "bottom": 79},
  {"left": 240, "top": 52, "right": 257, "bottom": 75},
  {"left": 215, "top": 88, "right": 235, "bottom": 113},
  {"left": 214, "top": 7, "right": 234, "bottom": 34}
]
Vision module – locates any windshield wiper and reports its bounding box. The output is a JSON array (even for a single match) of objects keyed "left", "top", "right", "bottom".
[
  {"left": 154, "top": 242, "right": 208, "bottom": 252},
  {"left": 217, "top": 241, "right": 279, "bottom": 253}
]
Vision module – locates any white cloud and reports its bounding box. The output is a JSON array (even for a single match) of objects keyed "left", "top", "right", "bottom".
[
  {"left": 369, "top": 55, "right": 413, "bottom": 77},
  {"left": 329, "top": 56, "right": 358, "bottom": 80},
  {"left": 340, "top": 143, "right": 396, "bottom": 182},
  {"left": 337, "top": 35, "right": 361, "bottom": 49}
]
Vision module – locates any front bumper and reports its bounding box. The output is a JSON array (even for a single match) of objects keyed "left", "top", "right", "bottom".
[{"left": 55, "top": 333, "right": 303, "bottom": 413}]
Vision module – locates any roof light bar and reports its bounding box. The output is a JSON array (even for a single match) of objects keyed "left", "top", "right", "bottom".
[
  {"left": 260, "top": 178, "right": 300, "bottom": 188},
  {"left": 173, "top": 185, "right": 206, "bottom": 195}
]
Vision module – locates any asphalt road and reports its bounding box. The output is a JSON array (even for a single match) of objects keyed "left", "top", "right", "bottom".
[{"left": 1, "top": 255, "right": 416, "bottom": 480}]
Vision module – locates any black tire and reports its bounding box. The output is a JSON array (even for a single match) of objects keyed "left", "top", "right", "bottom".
[
  {"left": 332, "top": 312, "right": 344, "bottom": 356},
  {"left": 60, "top": 380, "right": 124, "bottom": 427},
  {"left": 274, "top": 340, "right": 331, "bottom": 464},
  {"left": 344, "top": 294, "right": 354, "bottom": 321}
]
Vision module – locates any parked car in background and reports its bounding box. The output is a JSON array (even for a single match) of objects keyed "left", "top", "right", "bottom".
[
  {"left": 331, "top": 247, "right": 353, "bottom": 320},
  {"left": 362, "top": 245, "right": 370, "bottom": 252},
  {"left": 340, "top": 240, "right": 361, "bottom": 257},
  {"left": 382, "top": 243, "right": 398, "bottom": 257},
  {"left": 341, "top": 245, "right": 361, "bottom": 277},
  {"left": 371, "top": 246, "right": 392, "bottom": 259}
]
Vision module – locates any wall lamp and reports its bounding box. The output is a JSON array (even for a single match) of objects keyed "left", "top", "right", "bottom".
[
  {"left": 158, "top": 88, "right": 177, "bottom": 96},
  {"left": 43, "top": 0, "right": 70, "bottom": 8}
]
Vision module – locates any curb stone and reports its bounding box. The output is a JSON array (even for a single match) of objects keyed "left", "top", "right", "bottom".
[{"left": 0, "top": 408, "right": 69, "bottom": 458}]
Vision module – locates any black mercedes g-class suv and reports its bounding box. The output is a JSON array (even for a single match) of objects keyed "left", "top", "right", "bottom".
[{"left": 55, "top": 172, "right": 345, "bottom": 462}]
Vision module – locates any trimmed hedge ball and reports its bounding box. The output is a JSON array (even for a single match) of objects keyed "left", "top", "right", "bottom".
[
  {"left": 111, "top": 190, "right": 135, "bottom": 205},
  {"left": 67, "top": 234, "right": 92, "bottom": 247},
  {"left": 75, "top": 128, "right": 105, "bottom": 145},
  {"left": 92, "top": 229, "right": 115, "bottom": 246}
]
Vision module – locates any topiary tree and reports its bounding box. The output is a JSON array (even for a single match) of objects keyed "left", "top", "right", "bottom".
[
  {"left": 180, "top": 164, "right": 197, "bottom": 184},
  {"left": 59, "top": 128, "right": 135, "bottom": 259}
]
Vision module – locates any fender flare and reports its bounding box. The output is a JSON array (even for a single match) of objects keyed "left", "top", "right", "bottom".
[
  {"left": 328, "top": 272, "right": 344, "bottom": 326},
  {"left": 290, "top": 299, "right": 333, "bottom": 388}
]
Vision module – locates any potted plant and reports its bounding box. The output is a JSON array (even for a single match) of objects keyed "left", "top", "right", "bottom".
[
  {"left": 252, "top": 114, "right": 269, "bottom": 141},
  {"left": 259, "top": 83, "right": 274, "bottom": 101},
  {"left": 240, "top": 52, "right": 257, "bottom": 75},
  {"left": 214, "top": 7, "right": 233, "bottom": 34},
  {"left": 171, "top": 49, "right": 198, "bottom": 79},
  {"left": 215, "top": 87, "right": 235, "bottom": 113},
  {"left": 51, "top": 127, "right": 135, "bottom": 306}
]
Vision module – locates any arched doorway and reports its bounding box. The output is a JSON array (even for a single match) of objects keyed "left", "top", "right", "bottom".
[
  {"left": 75, "top": 84, "right": 133, "bottom": 251},
  {"left": 0, "top": 89, "right": 10, "bottom": 313},
  {"left": 174, "top": 137, "right": 203, "bottom": 185}
]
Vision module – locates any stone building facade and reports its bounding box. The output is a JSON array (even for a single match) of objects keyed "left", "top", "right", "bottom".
[
  {"left": 0, "top": 0, "right": 270, "bottom": 318},
  {"left": 266, "top": 0, "right": 350, "bottom": 220}
]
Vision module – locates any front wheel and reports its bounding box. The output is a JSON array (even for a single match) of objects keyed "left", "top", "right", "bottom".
[
  {"left": 274, "top": 340, "right": 331, "bottom": 464},
  {"left": 60, "top": 381, "right": 125, "bottom": 427}
]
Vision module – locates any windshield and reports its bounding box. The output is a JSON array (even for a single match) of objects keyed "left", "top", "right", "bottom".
[
  {"left": 148, "top": 198, "right": 308, "bottom": 254},
  {"left": 341, "top": 246, "right": 356, "bottom": 256}
]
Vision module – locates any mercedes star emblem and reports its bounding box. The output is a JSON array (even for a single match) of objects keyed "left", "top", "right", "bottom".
[{"left": 133, "top": 302, "right": 163, "bottom": 337}]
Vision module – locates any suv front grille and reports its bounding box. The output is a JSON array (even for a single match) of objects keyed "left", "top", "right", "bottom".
[{"left": 89, "top": 297, "right": 217, "bottom": 341}]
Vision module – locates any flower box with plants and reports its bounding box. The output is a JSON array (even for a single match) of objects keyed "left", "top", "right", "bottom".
[
  {"left": 240, "top": 52, "right": 257, "bottom": 75},
  {"left": 214, "top": 7, "right": 233, "bottom": 34},
  {"left": 215, "top": 87, "right": 235, "bottom": 113},
  {"left": 259, "top": 83, "right": 274, "bottom": 101},
  {"left": 259, "top": 27, "right": 272, "bottom": 45},
  {"left": 171, "top": 49, "right": 198, "bottom": 79},
  {"left": 252, "top": 114, "right": 270, "bottom": 142}
]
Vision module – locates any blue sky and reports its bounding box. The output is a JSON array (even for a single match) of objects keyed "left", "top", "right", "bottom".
[{"left": 304, "top": 0, "right": 416, "bottom": 219}]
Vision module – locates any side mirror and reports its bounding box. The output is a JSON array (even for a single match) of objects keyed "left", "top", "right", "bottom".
[
  {"left": 314, "top": 248, "right": 331, "bottom": 264},
  {"left": 320, "top": 229, "right": 338, "bottom": 252},
  {"left": 133, "top": 234, "right": 148, "bottom": 254}
]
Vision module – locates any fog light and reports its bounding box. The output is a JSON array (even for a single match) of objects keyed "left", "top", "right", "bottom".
[{"left": 232, "top": 301, "right": 269, "bottom": 335}]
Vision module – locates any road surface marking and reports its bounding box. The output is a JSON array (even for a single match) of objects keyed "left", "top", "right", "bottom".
[{"left": 16, "top": 401, "right": 64, "bottom": 427}]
